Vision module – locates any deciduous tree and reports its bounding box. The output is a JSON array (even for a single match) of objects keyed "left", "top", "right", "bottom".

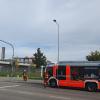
[{"left": 86, "top": 50, "right": 100, "bottom": 61}]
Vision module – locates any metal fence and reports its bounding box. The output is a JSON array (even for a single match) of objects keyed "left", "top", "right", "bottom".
[{"left": 0, "top": 64, "right": 41, "bottom": 79}]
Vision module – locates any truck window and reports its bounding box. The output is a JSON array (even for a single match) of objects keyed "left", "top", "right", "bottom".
[
  {"left": 71, "top": 66, "right": 84, "bottom": 80},
  {"left": 57, "top": 66, "right": 66, "bottom": 80},
  {"left": 47, "top": 67, "right": 53, "bottom": 77}
]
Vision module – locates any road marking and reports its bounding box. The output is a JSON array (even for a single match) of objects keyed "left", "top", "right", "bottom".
[
  {"left": 50, "top": 95, "right": 71, "bottom": 100},
  {"left": 0, "top": 87, "right": 71, "bottom": 100},
  {"left": 0, "top": 87, "right": 86, "bottom": 100},
  {"left": 19, "top": 91, "right": 71, "bottom": 100},
  {"left": 0, "top": 85, "right": 20, "bottom": 89},
  {"left": 6, "top": 90, "right": 71, "bottom": 100}
]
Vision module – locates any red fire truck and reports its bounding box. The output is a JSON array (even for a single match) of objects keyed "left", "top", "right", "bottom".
[{"left": 44, "top": 61, "right": 100, "bottom": 91}]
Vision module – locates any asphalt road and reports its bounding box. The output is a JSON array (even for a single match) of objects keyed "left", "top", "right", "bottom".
[{"left": 0, "top": 80, "right": 100, "bottom": 100}]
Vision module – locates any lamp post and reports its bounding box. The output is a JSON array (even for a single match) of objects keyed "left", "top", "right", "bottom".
[
  {"left": 0, "top": 40, "right": 14, "bottom": 73},
  {"left": 53, "top": 19, "right": 59, "bottom": 63}
]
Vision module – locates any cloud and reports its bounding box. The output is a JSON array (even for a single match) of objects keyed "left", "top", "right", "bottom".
[{"left": 0, "top": 0, "right": 100, "bottom": 62}]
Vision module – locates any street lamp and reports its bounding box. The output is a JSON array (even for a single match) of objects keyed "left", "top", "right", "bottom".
[
  {"left": 0, "top": 40, "right": 14, "bottom": 73},
  {"left": 53, "top": 19, "right": 59, "bottom": 63}
]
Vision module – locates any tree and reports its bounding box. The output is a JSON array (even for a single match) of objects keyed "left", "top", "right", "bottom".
[
  {"left": 33, "top": 48, "right": 47, "bottom": 68},
  {"left": 86, "top": 50, "right": 100, "bottom": 61}
]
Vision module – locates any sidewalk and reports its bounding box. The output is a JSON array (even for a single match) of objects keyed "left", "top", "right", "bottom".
[{"left": 0, "top": 77, "right": 42, "bottom": 84}]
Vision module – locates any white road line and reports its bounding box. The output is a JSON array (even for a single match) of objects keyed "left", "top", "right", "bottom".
[
  {"left": 50, "top": 95, "right": 71, "bottom": 100},
  {"left": 0, "top": 85, "right": 20, "bottom": 89},
  {"left": 10, "top": 90, "right": 71, "bottom": 100},
  {"left": 0, "top": 87, "right": 83, "bottom": 100}
]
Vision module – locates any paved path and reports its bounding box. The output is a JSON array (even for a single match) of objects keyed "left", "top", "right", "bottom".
[{"left": 0, "top": 77, "right": 42, "bottom": 83}]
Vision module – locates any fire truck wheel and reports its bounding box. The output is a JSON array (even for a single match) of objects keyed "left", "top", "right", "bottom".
[
  {"left": 49, "top": 79, "right": 57, "bottom": 88},
  {"left": 85, "top": 83, "right": 97, "bottom": 92}
]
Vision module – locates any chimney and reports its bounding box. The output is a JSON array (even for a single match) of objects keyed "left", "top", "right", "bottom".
[{"left": 1, "top": 47, "right": 5, "bottom": 60}]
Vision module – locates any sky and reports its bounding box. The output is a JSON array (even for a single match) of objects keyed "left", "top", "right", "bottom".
[{"left": 0, "top": 0, "right": 100, "bottom": 63}]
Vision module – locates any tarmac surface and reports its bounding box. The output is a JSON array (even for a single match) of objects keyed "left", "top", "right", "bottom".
[{"left": 0, "top": 77, "right": 100, "bottom": 100}]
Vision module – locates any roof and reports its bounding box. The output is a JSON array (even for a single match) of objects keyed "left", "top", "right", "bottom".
[
  {"left": 58, "top": 61, "right": 100, "bottom": 67},
  {"left": 0, "top": 61, "right": 10, "bottom": 64},
  {"left": 0, "top": 60, "right": 31, "bottom": 66}
]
